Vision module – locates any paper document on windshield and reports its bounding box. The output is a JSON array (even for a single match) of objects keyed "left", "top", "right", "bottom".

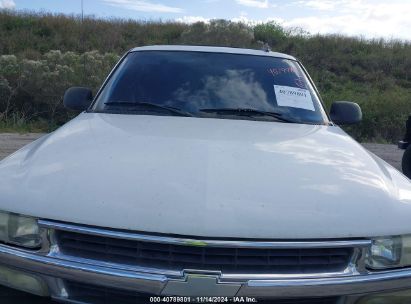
[{"left": 274, "top": 85, "right": 315, "bottom": 111}]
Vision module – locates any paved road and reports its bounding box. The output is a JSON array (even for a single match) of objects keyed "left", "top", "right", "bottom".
[
  {"left": 362, "top": 143, "right": 404, "bottom": 171},
  {"left": 0, "top": 133, "right": 405, "bottom": 171}
]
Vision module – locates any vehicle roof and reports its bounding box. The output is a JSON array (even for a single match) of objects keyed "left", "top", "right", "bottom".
[{"left": 130, "top": 45, "right": 297, "bottom": 61}]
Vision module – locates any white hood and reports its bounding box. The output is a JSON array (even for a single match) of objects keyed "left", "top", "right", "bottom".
[{"left": 1, "top": 113, "right": 411, "bottom": 239}]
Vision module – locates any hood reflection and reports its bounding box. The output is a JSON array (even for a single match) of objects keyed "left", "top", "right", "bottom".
[{"left": 255, "top": 135, "right": 390, "bottom": 192}]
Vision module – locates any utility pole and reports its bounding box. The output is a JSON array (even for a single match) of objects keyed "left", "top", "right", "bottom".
[{"left": 81, "top": 0, "right": 86, "bottom": 84}]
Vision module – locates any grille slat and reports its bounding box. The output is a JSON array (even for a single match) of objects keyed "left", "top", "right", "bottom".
[{"left": 56, "top": 231, "right": 353, "bottom": 274}]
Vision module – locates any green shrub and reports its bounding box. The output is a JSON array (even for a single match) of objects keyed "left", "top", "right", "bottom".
[
  {"left": 0, "top": 50, "right": 120, "bottom": 131},
  {"left": 254, "top": 21, "right": 287, "bottom": 46},
  {"left": 0, "top": 11, "right": 410, "bottom": 142}
]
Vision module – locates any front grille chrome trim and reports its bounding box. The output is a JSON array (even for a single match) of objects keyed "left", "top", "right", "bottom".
[
  {"left": 39, "top": 220, "right": 371, "bottom": 249},
  {"left": 3, "top": 241, "right": 411, "bottom": 298},
  {"left": 5, "top": 220, "right": 410, "bottom": 298}
]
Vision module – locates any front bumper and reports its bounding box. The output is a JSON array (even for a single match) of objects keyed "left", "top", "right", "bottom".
[
  {"left": 1, "top": 221, "right": 411, "bottom": 303},
  {"left": 3, "top": 245, "right": 411, "bottom": 298}
]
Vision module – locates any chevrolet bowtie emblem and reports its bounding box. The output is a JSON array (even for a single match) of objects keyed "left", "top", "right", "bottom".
[{"left": 162, "top": 274, "right": 241, "bottom": 297}]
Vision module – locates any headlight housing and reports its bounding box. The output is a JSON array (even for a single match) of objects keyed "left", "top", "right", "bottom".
[
  {"left": 366, "top": 235, "right": 411, "bottom": 270},
  {"left": 0, "top": 211, "right": 42, "bottom": 249}
]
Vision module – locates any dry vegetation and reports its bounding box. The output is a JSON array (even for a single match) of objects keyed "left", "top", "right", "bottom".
[{"left": 1, "top": 11, "right": 411, "bottom": 142}]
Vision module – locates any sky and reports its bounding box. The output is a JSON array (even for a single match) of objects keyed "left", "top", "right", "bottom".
[{"left": 1, "top": 0, "right": 411, "bottom": 40}]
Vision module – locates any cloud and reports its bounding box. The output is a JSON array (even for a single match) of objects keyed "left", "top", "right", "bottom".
[
  {"left": 0, "top": 0, "right": 15, "bottom": 9},
  {"left": 102, "top": 0, "right": 183, "bottom": 13},
  {"left": 295, "top": 0, "right": 368, "bottom": 12},
  {"left": 176, "top": 0, "right": 411, "bottom": 40},
  {"left": 295, "top": 0, "right": 335, "bottom": 10},
  {"left": 287, "top": 0, "right": 411, "bottom": 40},
  {"left": 230, "top": 15, "right": 277, "bottom": 25},
  {"left": 176, "top": 16, "right": 211, "bottom": 23},
  {"left": 176, "top": 15, "right": 281, "bottom": 26},
  {"left": 236, "top": 0, "right": 270, "bottom": 9}
]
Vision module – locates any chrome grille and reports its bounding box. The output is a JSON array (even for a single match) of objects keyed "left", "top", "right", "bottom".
[{"left": 56, "top": 230, "right": 353, "bottom": 274}]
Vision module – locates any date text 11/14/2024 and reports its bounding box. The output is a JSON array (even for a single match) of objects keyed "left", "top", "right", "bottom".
[{"left": 150, "top": 297, "right": 258, "bottom": 303}]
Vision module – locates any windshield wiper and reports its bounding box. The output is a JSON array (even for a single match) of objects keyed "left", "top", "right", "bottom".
[
  {"left": 104, "top": 101, "right": 193, "bottom": 117},
  {"left": 199, "top": 108, "right": 298, "bottom": 123}
]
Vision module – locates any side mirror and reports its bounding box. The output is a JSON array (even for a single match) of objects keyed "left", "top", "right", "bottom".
[
  {"left": 63, "top": 87, "right": 93, "bottom": 111},
  {"left": 399, "top": 115, "right": 411, "bottom": 150},
  {"left": 330, "top": 101, "right": 362, "bottom": 125}
]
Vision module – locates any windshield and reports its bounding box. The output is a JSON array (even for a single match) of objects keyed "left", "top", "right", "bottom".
[{"left": 93, "top": 51, "right": 327, "bottom": 124}]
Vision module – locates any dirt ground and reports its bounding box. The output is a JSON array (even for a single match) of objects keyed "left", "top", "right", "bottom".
[
  {"left": 0, "top": 133, "right": 405, "bottom": 171},
  {"left": 0, "top": 133, "right": 45, "bottom": 161},
  {"left": 362, "top": 143, "right": 404, "bottom": 171}
]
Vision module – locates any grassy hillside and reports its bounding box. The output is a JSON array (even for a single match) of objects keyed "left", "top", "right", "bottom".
[{"left": 1, "top": 11, "right": 411, "bottom": 142}]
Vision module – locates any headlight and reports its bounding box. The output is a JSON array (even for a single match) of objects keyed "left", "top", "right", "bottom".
[
  {"left": 366, "top": 235, "right": 411, "bottom": 269},
  {"left": 0, "top": 211, "right": 41, "bottom": 249}
]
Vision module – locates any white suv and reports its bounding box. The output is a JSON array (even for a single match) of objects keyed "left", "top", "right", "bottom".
[{"left": 0, "top": 45, "right": 410, "bottom": 303}]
